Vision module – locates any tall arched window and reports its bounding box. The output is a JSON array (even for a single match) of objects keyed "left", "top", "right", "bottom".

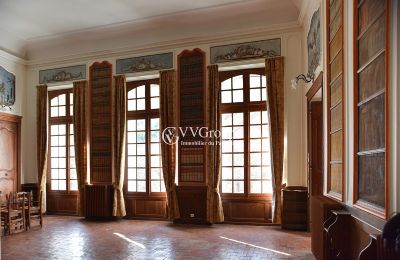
[
  {"left": 220, "top": 69, "right": 272, "bottom": 195},
  {"left": 126, "top": 79, "right": 164, "bottom": 194},
  {"left": 48, "top": 89, "right": 77, "bottom": 192}
]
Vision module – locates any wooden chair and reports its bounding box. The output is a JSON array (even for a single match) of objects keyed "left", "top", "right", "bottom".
[
  {"left": 1, "top": 194, "right": 7, "bottom": 236},
  {"left": 25, "top": 190, "right": 43, "bottom": 229},
  {"left": 3, "top": 192, "right": 26, "bottom": 235}
]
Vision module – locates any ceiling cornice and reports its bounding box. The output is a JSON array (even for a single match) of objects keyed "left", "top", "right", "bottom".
[
  {"left": 0, "top": 49, "right": 27, "bottom": 65},
  {"left": 27, "top": 21, "right": 302, "bottom": 68},
  {"left": 297, "top": 0, "right": 313, "bottom": 25}
]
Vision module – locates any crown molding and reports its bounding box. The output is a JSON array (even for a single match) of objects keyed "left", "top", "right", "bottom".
[
  {"left": 297, "top": 0, "right": 313, "bottom": 26},
  {"left": 27, "top": 21, "right": 302, "bottom": 68},
  {"left": 0, "top": 48, "right": 27, "bottom": 65}
]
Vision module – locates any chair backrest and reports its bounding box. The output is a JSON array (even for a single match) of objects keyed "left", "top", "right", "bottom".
[{"left": 7, "top": 192, "right": 27, "bottom": 210}]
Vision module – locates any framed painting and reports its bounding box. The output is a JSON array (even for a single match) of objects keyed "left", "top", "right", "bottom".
[
  {"left": 210, "top": 38, "right": 281, "bottom": 64},
  {"left": 39, "top": 65, "right": 86, "bottom": 84},
  {"left": 0, "top": 66, "right": 16, "bottom": 106},
  {"left": 116, "top": 52, "right": 173, "bottom": 74}
]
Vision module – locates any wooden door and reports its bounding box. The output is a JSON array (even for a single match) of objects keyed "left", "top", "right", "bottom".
[
  {"left": 0, "top": 113, "right": 20, "bottom": 195},
  {"left": 309, "top": 101, "right": 323, "bottom": 196}
]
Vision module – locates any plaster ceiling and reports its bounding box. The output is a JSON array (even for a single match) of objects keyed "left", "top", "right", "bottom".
[{"left": 0, "top": 0, "right": 304, "bottom": 59}]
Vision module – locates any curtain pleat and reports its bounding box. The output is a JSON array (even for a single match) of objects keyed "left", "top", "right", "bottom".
[
  {"left": 265, "top": 57, "right": 285, "bottom": 224},
  {"left": 36, "top": 85, "right": 48, "bottom": 213},
  {"left": 160, "top": 69, "right": 180, "bottom": 220},
  {"left": 206, "top": 65, "right": 224, "bottom": 224},
  {"left": 73, "top": 80, "right": 88, "bottom": 216},
  {"left": 112, "top": 75, "right": 127, "bottom": 217}
]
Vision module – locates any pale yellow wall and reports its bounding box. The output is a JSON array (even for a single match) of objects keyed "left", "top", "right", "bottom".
[
  {"left": 21, "top": 30, "right": 306, "bottom": 187},
  {"left": 0, "top": 50, "right": 26, "bottom": 185}
]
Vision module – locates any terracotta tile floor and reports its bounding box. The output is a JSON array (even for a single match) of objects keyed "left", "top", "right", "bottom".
[{"left": 1, "top": 216, "right": 314, "bottom": 260}]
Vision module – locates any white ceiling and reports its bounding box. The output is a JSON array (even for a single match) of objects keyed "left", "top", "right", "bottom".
[{"left": 0, "top": 0, "right": 304, "bottom": 60}]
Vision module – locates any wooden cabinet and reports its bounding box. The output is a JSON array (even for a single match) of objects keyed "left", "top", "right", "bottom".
[
  {"left": 281, "top": 186, "right": 308, "bottom": 230},
  {"left": 0, "top": 113, "right": 20, "bottom": 195},
  {"left": 176, "top": 49, "right": 208, "bottom": 224},
  {"left": 89, "top": 61, "right": 113, "bottom": 184}
]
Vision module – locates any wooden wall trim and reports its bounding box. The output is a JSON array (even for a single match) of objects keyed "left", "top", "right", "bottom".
[
  {"left": 0, "top": 112, "right": 22, "bottom": 123},
  {"left": 305, "top": 71, "right": 323, "bottom": 102},
  {"left": 352, "top": 0, "right": 390, "bottom": 219},
  {"left": 0, "top": 112, "right": 22, "bottom": 193},
  {"left": 325, "top": 0, "right": 345, "bottom": 202}
]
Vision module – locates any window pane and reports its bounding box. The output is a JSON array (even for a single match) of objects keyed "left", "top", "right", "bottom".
[
  {"left": 221, "top": 90, "right": 232, "bottom": 103},
  {"left": 51, "top": 97, "right": 58, "bottom": 106},
  {"left": 128, "top": 89, "right": 136, "bottom": 99},
  {"left": 150, "top": 84, "right": 159, "bottom": 97},
  {"left": 51, "top": 107, "right": 58, "bottom": 117},
  {"left": 232, "top": 113, "right": 243, "bottom": 125},
  {"left": 232, "top": 90, "right": 243, "bottom": 102},
  {"left": 151, "top": 97, "right": 159, "bottom": 109},
  {"left": 128, "top": 100, "right": 136, "bottom": 111},
  {"left": 221, "top": 79, "right": 231, "bottom": 90},
  {"left": 58, "top": 94, "right": 66, "bottom": 105},
  {"left": 250, "top": 89, "right": 261, "bottom": 101},
  {"left": 137, "top": 99, "right": 146, "bottom": 110},
  {"left": 233, "top": 167, "right": 244, "bottom": 180},
  {"left": 250, "top": 74, "right": 261, "bottom": 88},
  {"left": 250, "top": 112, "right": 262, "bottom": 124},
  {"left": 233, "top": 181, "right": 244, "bottom": 193},
  {"left": 222, "top": 181, "right": 232, "bottom": 193},
  {"left": 136, "top": 85, "right": 145, "bottom": 98},
  {"left": 222, "top": 167, "right": 232, "bottom": 180},
  {"left": 232, "top": 75, "right": 243, "bottom": 89},
  {"left": 250, "top": 181, "right": 262, "bottom": 193},
  {"left": 127, "top": 118, "right": 147, "bottom": 192},
  {"left": 221, "top": 113, "right": 232, "bottom": 126},
  {"left": 58, "top": 106, "right": 66, "bottom": 117},
  {"left": 70, "top": 180, "right": 78, "bottom": 191}
]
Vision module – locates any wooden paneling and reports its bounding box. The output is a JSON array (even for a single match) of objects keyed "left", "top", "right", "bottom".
[
  {"left": 330, "top": 76, "right": 342, "bottom": 104},
  {"left": 358, "top": 53, "right": 385, "bottom": 101},
  {"left": 282, "top": 187, "right": 308, "bottom": 230},
  {"left": 85, "top": 184, "right": 113, "bottom": 218},
  {"left": 330, "top": 104, "right": 342, "bottom": 132},
  {"left": 330, "top": 131, "right": 342, "bottom": 161},
  {"left": 323, "top": 209, "right": 398, "bottom": 259},
  {"left": 330, "top": 164, "right": 342, "bottom": 194},
  {"left": 358, "top": 153, "right": 385, "bottom": 207},
  {"left": 222, "top": 199, "right": 272, "bottom": 224},
  {"left": 89, "top": 61, "right": 113, "bottom": 184},
  {"left": 358, "top": 95, "right": 385, "bottom": 151},
  {"left": 175, "top": 186, "right": 208, "bottom": 224},
  {"left": 358, "top": 15, "right": 386, "bottom": 67},
  {"left": 310, "top": 196, "right": 342, "bottom": 260},
  {"left": 329, "top": 51, "right": 343, "bottom": 81},
  {"left": 47, "top": 192, "right": 78, "bottom": 215},
  {"left": 354, "top": 0, "right": 389, "bottom": 218},
  {"left": 358, "top": 0, "right": 385, "bottom": 33},
  {"left": 0, "top": 113, "right": 21, "bottom": 195},
  {"left": 326, "top": 0, "right": 344, "bottom": 200},
  {"left": 177, "top": 49, "right": 206, "bottom": 184},
  {"left": 124, "top": 196, "right": 166, "bottom": 219}
]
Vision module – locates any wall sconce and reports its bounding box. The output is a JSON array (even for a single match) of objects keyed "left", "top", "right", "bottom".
[{"left": 290, "top": 72, "right": 315, "bottom": 89}]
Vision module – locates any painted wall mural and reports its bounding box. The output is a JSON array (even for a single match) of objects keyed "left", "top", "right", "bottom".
[
  {"left": 307, "top": 7, "right": 321, "bottom": 76},
  {"left": 39, "top": 65, "right": 86, "bottom": 84},
  {"left": 210, "top": 38, "right": 281, "bottom": 64},
  {"left": 116, "top": 52, "right": 173, "bottom": 74},
  {"left": 0, "top": 66, "right": 16, "bottom": 106}
]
